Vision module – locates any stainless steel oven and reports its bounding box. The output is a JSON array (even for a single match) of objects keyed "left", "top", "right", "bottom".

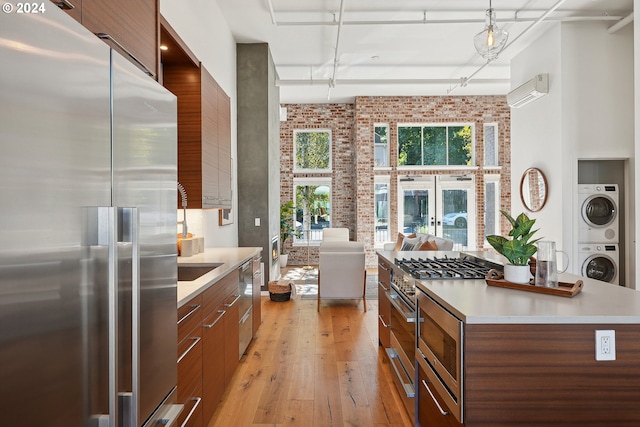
[
  {"left": 386, "top": 269, "right": 418, "bottom": 421},
  {"left": 416, "top": 289, "right": 463, "bottom": 423}
]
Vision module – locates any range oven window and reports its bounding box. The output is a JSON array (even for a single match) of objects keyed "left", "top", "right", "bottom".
[
  {"left": 416, "top": 290, "right": 462, "bottom": 399},
  {"left": 420, "top": 313, "right": 457, "bottom": 378}
]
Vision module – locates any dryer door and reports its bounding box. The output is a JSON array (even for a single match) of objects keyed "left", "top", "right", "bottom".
[
  {"left": 582, "top": 255, "right": 616, "bottom": 283},
  {"left": 581, "top": 195, "right": 616, "bottom": 228}
]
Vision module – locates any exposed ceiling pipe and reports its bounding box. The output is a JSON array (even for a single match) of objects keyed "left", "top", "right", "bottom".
[
  {"left": 608, "top": 12, "right": 634, "bottom": 34},
  {"left": 328, "top": 0, "right": 347, "bottom": 100},
  {"left": 274, "top": 15, "right": 623, "bottom": 27},
  {"left": 448, "top": 0, "right": 568, "bottom": 94},
  {"left": 277, "top": 78, "right": 509, "bottom": 87},
  {"left": 269, "top": 12, "right": 624, "bottom": 27}
]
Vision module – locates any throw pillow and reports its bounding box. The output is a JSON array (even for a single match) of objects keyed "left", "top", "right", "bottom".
[
  {"left": 417, "top": 239, "right": 438, "bottom": 251},
  {"left": 400, "top": 236, "right": 422, "bottom": 251},
  {"left": 394, "top": 232, "right": 416, "bottom": 251}
]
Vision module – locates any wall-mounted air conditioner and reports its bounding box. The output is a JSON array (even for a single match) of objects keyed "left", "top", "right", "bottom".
[{"left": 507, "top": 74, "right": 549, "bottom": 108}]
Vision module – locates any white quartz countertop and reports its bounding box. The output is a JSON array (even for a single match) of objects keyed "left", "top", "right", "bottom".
[
  {"left": 378, "top": 250, "right": 640, "bottom": 324},
  {"left": 177, "top": 247, "right": 262, "bottom": 308}
]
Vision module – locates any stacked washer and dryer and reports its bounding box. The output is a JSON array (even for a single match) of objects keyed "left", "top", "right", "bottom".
[{"left": 577, "top": 184, "right": 620, "bottom": 285}]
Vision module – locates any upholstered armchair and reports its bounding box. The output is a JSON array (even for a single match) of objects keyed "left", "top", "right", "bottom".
[
  {"left": 322, "top": 227, "right": 350, "bottom": 242},
  {"left": 317, "top": 241, "right": 367, "bottom": 311}
]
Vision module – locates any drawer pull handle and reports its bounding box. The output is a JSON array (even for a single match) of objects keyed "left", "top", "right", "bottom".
[
  {"left": 54, "top": 0, "right": 75, "bottom": 9},
  {"left": 421, "top": 379, "right": 449, "bottom": 416},
  {"left": 177, "top": 337, "right": 200, "bottom": 363},
  {"left": 177, "top": 304, "right": 201, "bottom": 325},
  {"left": 378, "top": 314, "right": 389, "bottom": 328},
  {"left": 95, "top": 33, "right": 155, "bottom": 78},
  {"left": 224, "top": 294, "right": 241, "bottom": 307},
  {"left": 203, "top": 310, "right": 225, "bottom": 328},
  {"left": 379, "top": 263, "right": 390, "bottom": 272},
  {"left": 180, "top": 397, "right": 202, "bottom": 427},
  {"left": 378, "top": 281, "right": 389, "bottom": 292}
]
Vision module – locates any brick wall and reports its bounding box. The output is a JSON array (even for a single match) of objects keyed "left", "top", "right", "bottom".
[{"left": 280, "top": 96, "right": 511, "bottom": 267}]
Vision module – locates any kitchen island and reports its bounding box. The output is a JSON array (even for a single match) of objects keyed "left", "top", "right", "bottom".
[{"left": 377, "top": 250, "right": 640, "bottom": 427}]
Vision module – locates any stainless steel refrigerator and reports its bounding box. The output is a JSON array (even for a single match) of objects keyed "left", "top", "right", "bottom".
[{"left": 0, "top": 6, "right": 179, "bottom": 427}]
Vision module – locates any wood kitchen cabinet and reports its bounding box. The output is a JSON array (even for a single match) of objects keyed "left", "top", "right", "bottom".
[
  {"left": 176, "top": 267, "right": 242, "bottom": 427},
  {"left": 177, "top": 295, "right": 204, "bottom": 427},
  {"left": 417, "top": 363, "right": 463, "bottom": 427},
  {"left": 377, "top": 258, "right": 391, "bottom": 348},
  {"left": 163, "top": 64, "right": 232, "bottom": 209},
  {"left": 51, "top": 0, "right": 158, "bottom": 78},
  {"left": 200, "top": 269, "right": 239, "bottom": 423}
]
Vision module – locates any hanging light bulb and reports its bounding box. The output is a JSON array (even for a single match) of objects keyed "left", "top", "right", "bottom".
[{"left": 474, "top": 0, "right": 508, "bottom": 60}]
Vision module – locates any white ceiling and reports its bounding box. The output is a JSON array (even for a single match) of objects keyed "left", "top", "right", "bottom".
[{"left": 216, "top": 0, "right": 633, "bottom": 104}]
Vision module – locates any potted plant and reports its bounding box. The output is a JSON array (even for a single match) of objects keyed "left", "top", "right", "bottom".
[
  {"left": 279, "top": 201, "right": 297, "bottom": 267},
  {"left": 487, "top": 210, "right": 541, "bottom": 284}
]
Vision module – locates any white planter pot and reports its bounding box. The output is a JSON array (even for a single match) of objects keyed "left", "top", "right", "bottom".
[
  {"left": 504, "top": 264, "right": 531, "bottom": 284},
  {"left": 279, "top": 254, "right": 288, "bottom": 268}
]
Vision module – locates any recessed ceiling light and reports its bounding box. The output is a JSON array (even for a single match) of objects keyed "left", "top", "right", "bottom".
[{"left": 160, "top": 45, "right": 168, "bottom": 51}]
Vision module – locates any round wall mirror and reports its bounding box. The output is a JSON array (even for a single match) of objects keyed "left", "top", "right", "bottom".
[{"left": 520, "top": 167, "right": 548, "bottom": 212}]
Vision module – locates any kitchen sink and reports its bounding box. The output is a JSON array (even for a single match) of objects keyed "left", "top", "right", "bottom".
[{"left": 177, "top": 263, "right": 222, "bottom": 281}]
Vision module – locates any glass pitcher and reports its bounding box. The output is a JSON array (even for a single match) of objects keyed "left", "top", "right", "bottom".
[{"left": 535, "top": 241, "right": 569, "bottom": 288}]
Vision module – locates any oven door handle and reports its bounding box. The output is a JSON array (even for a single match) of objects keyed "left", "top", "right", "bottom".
[{"left": 389, "top": 294, "right": 416, "bottom": 323}]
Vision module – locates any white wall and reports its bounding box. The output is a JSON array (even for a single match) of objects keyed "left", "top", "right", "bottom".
[
  {"left": 510, "top": 24, "right": 564, "bottom": 252},
  {"left": 161, "top": 0, "right": 239, "bottom": 247},
  {"left": 511, "top": 21, "right": 634, "bottom": 280}
]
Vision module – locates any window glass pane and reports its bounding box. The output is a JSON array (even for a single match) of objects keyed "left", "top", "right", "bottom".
[
  {"left": 402, "top": 189, "right": 430, "bottom": 234},
  {"left": 442, "top": 189, "right": 468, "bottom": 247},
  {"left": 398, "top": 126, "right": 422, "bottom": 166},
  {"left": 374, "top": 181, "right": 389, "bottom": 242},
  {"left": 294, "top": 183, "right": 331, "bottom": 242},
  {"left": 484, "top": 124, "right": 498, "bottom": 166},
  {"left": 484, "top": 181, "right": 497, "bottom": 237},
  {"left": 294, "top": 130, "right": 331, "bottom": 170},
  {"left": 374, "top": 125, "right": 389, "bottom": 167},
  {"left": 423, "top": 127, "right": 447, "bottom": 165},
  {"left": 447, "top": 126, "right": 472, "bottom": 166}
]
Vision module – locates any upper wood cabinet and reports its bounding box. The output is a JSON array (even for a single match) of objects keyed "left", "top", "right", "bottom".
[
  {"left": 162, "top": 64, "right": 232, "bottom": 209},
  {"left": 51, "top": 0, "right": 158, "bottom": 78}
]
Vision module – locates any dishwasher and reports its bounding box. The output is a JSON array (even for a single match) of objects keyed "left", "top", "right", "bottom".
[{"left": 238, "top": 260, "right": 253, "bottom": 357}]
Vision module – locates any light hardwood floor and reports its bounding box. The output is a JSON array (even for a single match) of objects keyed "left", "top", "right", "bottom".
[{"left": 208, "top": 295, "right": 413, "bottom": 427}]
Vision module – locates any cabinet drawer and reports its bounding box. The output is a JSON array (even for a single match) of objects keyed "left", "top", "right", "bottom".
[
  {"left": 177, "top": 331, "right": 202, "bottom": 405},
  {"left": 417, "top": 363, "right": 463, "bottom": 427},
  {"left": 178, "top": 295, "right": 202, "bottom": 344},
  {"left": 202, "top": 269, "right": 239, "bottom": 314},
  {"left": 181, "top": 395, "right": 203, "bottom": 427}
]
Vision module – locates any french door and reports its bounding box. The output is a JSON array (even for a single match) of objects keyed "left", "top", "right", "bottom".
[{"left": 398, "top": 175, "right": 476, "bottom": 249}]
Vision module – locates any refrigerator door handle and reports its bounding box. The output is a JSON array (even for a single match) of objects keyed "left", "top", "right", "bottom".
[
  {"left": 118, "top": 207, "right": 140, "bottom": 427},
  {"left": 102, "top": 206, "right": 119, "bottom": 427}
]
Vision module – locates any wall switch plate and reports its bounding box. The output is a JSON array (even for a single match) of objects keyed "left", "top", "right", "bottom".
[
  {"left": 595, "top": 330, "right": 616, "bottom": 361},
  {"left": 254, "top": 218, "right": 260, "bottom": 226}
]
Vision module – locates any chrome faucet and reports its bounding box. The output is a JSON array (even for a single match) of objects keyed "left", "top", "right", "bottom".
[{"left": 177, "top": 182, "right": 188, "bottom": 238}]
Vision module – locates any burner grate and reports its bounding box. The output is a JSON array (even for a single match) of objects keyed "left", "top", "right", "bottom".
[{"left": 395, "top": 255, "right": 499, "bottom": 280}]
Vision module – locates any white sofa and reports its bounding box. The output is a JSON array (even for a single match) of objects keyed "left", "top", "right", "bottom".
[
  {"left": 383, "top": 233, "right": 454, "bottom": 251},
  {"left": 318, "top": 240, "right": 366, "bottom": 311}
]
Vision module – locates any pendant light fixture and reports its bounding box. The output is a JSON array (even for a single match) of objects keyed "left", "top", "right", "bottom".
[{"left": 473, "top": 0, "right": 508, "bottom": 60}]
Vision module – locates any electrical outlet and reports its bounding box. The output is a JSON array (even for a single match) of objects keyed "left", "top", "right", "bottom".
[
  {"left": 254, "top": 218, "right": 260, "bottom": 226},
  {"left": 595, "top": 330, "right": 616, "bottom": 361}
]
